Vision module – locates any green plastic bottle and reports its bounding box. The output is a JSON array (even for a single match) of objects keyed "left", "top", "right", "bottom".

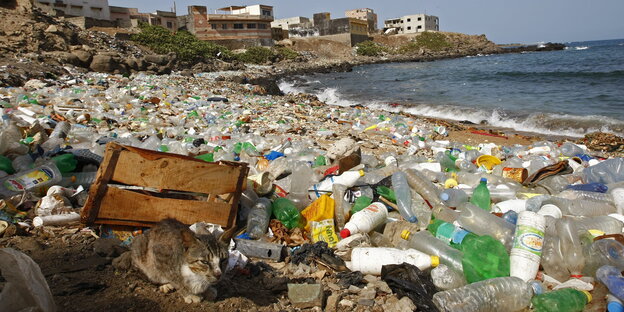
[
  {"left": 0, "top": 155, "right": 15, "bottom": 174},
  {"left": 194, "top": 153, "right": 214, "bottom": 162},
  {"left": 51, "top": 154, "right": 77, "bottom": 173},
  {"left": 531, "top": 288, "right": 591, "bottom": 312},
  {"left": 271, "top": 198, "right": 302, "bottom": 229},
  {"left": 428, "top": 219, "right": 509, "bottom": 283},
  {"left": 470, "top": 178, "right": 491, "bottom": 211},
  {"left": 375, "top": 186, "right": 396, "bottom": 203},
  {"left": 351, "top": 196, "right": 372, "bottom": 215}
]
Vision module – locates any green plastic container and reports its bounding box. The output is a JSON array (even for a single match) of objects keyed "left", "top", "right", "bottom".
[
  {"left": 531, "top": 288, "right": 591, "bottom": 312},
  {"left": 351, "top": 196, "right": 372, "bottom": 215},
  {"left": 461, "top": 234, "right": 510, "bottom": 283},
  {"left": 51, "top": 154, "right": 77, "bottom": 173},
  {"left": 194, "top": 153, "right": 214, "bottom": 162},
  {"left": 272, "top": 198, "right": 302, "bottom": 229},
  {"left": 376, "top": 186, "right": 396, "bottom": 203},
  {"left": 470, "top": 178, "right": 491, "bottom": 211},
  {"left": 0, "top": 155, "right": 15, "bottom": 174}
]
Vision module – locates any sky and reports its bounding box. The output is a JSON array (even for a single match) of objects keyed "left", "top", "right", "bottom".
[{"left": 109, "top": 0, "right": 624, "bottom": 44}]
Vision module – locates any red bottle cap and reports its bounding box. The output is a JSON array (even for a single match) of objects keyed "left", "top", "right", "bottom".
[{"left": 340, "top": 228, "right": 351, "bottom": 239}]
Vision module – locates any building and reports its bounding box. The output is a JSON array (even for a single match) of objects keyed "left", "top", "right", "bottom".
[
  {"left": 109, "top": 6, "right": 178, "bottom": 31},
  {"left": 345, "top": 8, "right": 377, "bottom": 33},
  {"left": 35, "top": 0, "right": 110, "bottom": 20},
  {"left": 384, "top": 14, "right": 439, "bottom": 34},
  {"left": 312, "top": 12, "right": 369, "bottom": 46},
  {"left": 180, "top": 5, "right": 274, "bottom": 48},
  {"left": 271, "top": 16, "right": 311, "bottom": 30}
]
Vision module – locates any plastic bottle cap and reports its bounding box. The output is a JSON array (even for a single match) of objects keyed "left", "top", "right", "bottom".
[
  {"left": 480, "top": 177, "right": 488, "bottom": 183},
  {"left": 440, "top": 192, "right": 450, "bottom": 201},
  {"left": 400, "top": 230, "right": 411, "bottom": 240},
  {"left": 529, "top": 281, "right": 544, "bottom": 295},
  {"left": 588, "top": 229, "right": 606, "bottom": 237},
  {"left": 582, "top": 290, "right": 592, "bottom": 303},
  {"left": 608, "top": 301, "right": 624, "bottom": 312},
  {"left": 340, "top": 228, "right": 351, "bottom": 239},
  {"left": 444, "top": 178, "right": 458, "bottom": 189},
  {"left": 358, "top": 170, "right": 365, "bottom": 177},
  {"left": 407, "top": 216, "right": 418, "bottom": 223},
  {"left": 430, "top": 256, "right": 440, "bottom": 268}
]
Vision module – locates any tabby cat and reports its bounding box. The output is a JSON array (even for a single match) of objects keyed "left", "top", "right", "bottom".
[{"left": 131, "top": 218, "right": 229, "bottom": 303}]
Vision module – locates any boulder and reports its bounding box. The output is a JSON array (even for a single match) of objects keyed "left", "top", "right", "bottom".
[
  {"left": 72, "top": 50, "right": 92, "bottom": 66},
  {"left": 144, "top": 54, "right": 169, "bottom": 66},
  {"left": 89, "top": 54, "right": 120, "bottom": 73}
]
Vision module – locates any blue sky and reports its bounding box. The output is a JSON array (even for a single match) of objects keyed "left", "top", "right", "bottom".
[{"left": 109, "top": 0, "right": 624, "bottom": 44}]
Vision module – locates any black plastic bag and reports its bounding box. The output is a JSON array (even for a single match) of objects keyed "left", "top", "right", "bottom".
[{"left": 381, "top": 262, "right": 439, "bottom": 312}]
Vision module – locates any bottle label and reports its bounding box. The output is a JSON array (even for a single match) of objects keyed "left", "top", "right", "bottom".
[
  {"left": 435, "top": 223, "right": 456, "bottom": 244},
  {"left": 452, "top": 229, "right": 470, "bottom": 245},
  {"left": 513, "top": 225, "right": 544, "bottom": 255},
  {"left": 3, "top": 168, "right": 54, "bottom": 192}
]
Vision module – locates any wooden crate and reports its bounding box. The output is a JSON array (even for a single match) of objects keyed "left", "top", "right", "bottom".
[{"left": 81, "top": 142, "right": 249, "bottom": 229}]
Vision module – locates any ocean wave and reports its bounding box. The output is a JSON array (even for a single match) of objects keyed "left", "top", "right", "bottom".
[{"left": 278, "top": 80, "right": 624, "bottom": 138}]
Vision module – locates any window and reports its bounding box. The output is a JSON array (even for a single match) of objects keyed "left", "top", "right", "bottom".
[
  {"left": 407, "top": 18, "right": 411, "bottom": 22},
  {"left": 258, "top": 23, "right": 267, "bottom": 29},
  {"left": 167, "top": 21, "right": 173, "bottom": 29},
  {"left": 222, "top": 24, "right": 228, "bottom": 29},
  {"left": 211, "top": 24, "right": 217, "bottom": 29},
  {"left": 417, "top": 25, "right": 422, "bottom": 29},
  {"left": 262, "top": 9, "right": 272, "bottom": 16},
  {"left": 233, "top": 23, "right": 244, "bottom": 29},
  {"left": 418, "top": 17, "right": 422, "bottom": 21},
  {"left": 247, "top": 23, "right": 257, "bottom": 29},
  {"left": 407, "top": 26, "right": 411, "bottom": 30}
]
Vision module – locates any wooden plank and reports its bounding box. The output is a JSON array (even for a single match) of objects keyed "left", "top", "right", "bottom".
[
  {"left": 110, "top": 149, "right": 244, "bottom": 194},
  {"left": 81, "top": 143, "right": 123, "bottom": 224},
  {"left": 96, "top": 187, "right": 233, "bottom": 227}
]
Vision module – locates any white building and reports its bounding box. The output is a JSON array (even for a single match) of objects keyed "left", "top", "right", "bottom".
[
  {"left": 271, "top": 16, "right": 311, "bottom": 30},
  {"left": 227, "top": 4, "right": 273, "bottom": 18},
  {"left": 35, "top": 0, "right": 110, "bottom": 20},
  {"left": 384, "top": 14, "right": 439, "bottom": 34}
]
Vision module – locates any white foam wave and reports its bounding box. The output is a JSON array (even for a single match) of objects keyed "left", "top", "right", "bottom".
[
  {"left": 575, "top": 46, "right": 589, "bottom": 50},
  {"left": 279, "top": 81, "right": 624, "bottom": 138}
]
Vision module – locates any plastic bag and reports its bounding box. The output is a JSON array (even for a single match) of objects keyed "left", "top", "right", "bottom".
[
  {"left": 301, "top": 194, "right": 334, "bottom": 232},
  {"left": 0, "top": 248, "right": 56, "bottom": 312},
  {"left": 381, "top": 263, "right": 439, "bottom": 312},
  {"left": 584, "top": 158, "right": 624, "bottom": 184},
  {"left": 310, "top": 219, "right": 339, "bottom": 248}
]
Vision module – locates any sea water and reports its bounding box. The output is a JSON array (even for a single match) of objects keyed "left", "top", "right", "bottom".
[{"left": 279, "top": 39, "right": 624, "bottom": 137}]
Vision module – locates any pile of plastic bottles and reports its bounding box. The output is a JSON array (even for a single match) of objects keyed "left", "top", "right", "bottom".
[{"left": 2, "top": 73, "right": 624, "bottom": 311}]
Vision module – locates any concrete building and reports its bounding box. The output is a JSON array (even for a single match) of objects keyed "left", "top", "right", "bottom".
[
  {"left": 280, "top": 12, "right": 369, "bottom": 46},
  {"left": 384, "top": 14, "right": 439, "bottom": 34},
  {"left": 179, "top": 5, "right": 274, "bottom": 49},
  {"left": 35, "top": 0, "right": 110, "bottom": 20},
  {"left": 345, "top": 8, "right": 377, "bottom": 33},
  {"left": 109, "top": 7, "right": 177, "bottom": 31},
  {"left": 271, "top": 16, "right": 311, "bottom": 30}
]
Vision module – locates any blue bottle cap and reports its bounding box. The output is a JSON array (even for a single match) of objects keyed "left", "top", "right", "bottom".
[
  {"left": 407, "top": 216, "right": 418, "bottom": 223},
  {"left": 480, "top": 177, "right": 488, "bottom": 183},
  {"left": 440, "top": 192, "right": 450, "bottom": 201},
  {"left": 608, "top": 301, "right": 624, "bottom": 312},
  {"left": 529, "top": 281, "right": 543, "bottom": 295}
]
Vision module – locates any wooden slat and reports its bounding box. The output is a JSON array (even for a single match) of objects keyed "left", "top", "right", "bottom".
[
  {"left": 96, "top": 187, "right": 233, "bottom": 227},
  {"left": 81, "top": 143, "right": 123, "bottom": 224},
  {"left": 110, "top": 149, "right": 245, "bottom": 194}
]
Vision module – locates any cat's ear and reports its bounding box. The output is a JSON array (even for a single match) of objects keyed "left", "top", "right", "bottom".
[
  {"left": 218, "top": 226, "right": 236, "bottom": 245},
  {"left": 180, "top": 229, "right": 197, "bottom": 250}
]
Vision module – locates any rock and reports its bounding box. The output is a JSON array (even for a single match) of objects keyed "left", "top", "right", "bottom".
[
  {"left": 358, "top": 298, "right": 375, "bottom": 306},
  {"left": 90, "top": 54, "right": 116, "bottom": 72},
  {"left": 382, "top": 296, "right": 417, "bottom": 312},
  {"left": 370, "top": 280, "right": 392, "bottom": 294},
  {"left": 348, "top": 285, "right": 362, "bottom": 294},
  {"left": 359, "top": 288, "right": 376, "bottom": 300},
  {"left": 339, "top": 299, "right": 355, "bottom": 308},
  {"left": 325, "top": 293, "right": 341, "bottom": 312},
  {"left": 23, "top": 79, "right": 46, "bottom": 89},
  {"left": 364, "top": 274, "right": 379, "bottom": 283},
  {"left": 94, "top": 237, "right": 126, "bottom": 257},
  {"left": 45, "top": 25, "right": 59, "bottom": 33},
  {"left": 287, "top": 283, "right": 323, "bottom": 309},
  {"left": 326, "top": 137, "right": 358, "bottom": 160},
  {"left": 72, "top": 50, "right": 92, "bottom": 66},
  {"left": 248, "top": 77, "right": 283, "bottom": 96},
  {"left": 144, "top": 54, "right": 169, "bottom": 66},
  {"left": 326, "top": 282, "right": 341, "bottom": 291}
]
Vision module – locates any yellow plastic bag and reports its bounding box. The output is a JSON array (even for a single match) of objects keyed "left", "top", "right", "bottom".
[
  {"left": 301, "top": 194, "right": 335, "bottom": 232},
  {"left": 310, "top": 219, "right": 339, "bottom": 248}
]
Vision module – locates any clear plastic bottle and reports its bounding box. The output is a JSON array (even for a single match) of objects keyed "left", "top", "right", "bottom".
[
  {"left": 246, "top": 198, "right": 272, "bottom": 239},
  {"left": 583, "top": 239, "right": 624, "bottom": 278},
  {"left": 431, "top": 264, "right": 467, "bottom": 291},
  {"left": 560, "top": 142, "right": 585, "bottom": 157},
  {"left": 0, "top": 162, "right": 62, "bottom": 198},
  {"left": 288, "top": 162, "right": 313, "bottom": 210},
  {"left": 401, "top": 230, "right": 465, "bottom": 275},
  {"left": 405, "top": 168, "right": 444, "bottom": 207},
  {"left": 332, "top": 183, "right": 349, "bottom": 230},
  {"left": 548, "top": 196, "right": 616, "bottom": 217},
  {"left": 440, "top": 188, "right": 469, "bottom": 207},
  {"left": 583, "top": 158, "right": 624, "bottom": 184},
  {"left": 60, "top": 171, "right": 97, "bottom": 188},
  {"left": 541, "top": 235, "right": 569, "bottom": 282},
  {"left": 432, "top": 204, "right": 460, "bottom": 223},
  {"left": 557, "top": 218, "right": 586, "bottom": 278},
  {"left": 11, "top": 154, "right": 34, "bottom": 173},
  {"left": 456, "top": 202, "right": 515, "bottom": 250},
  {"left": 361, "top": 164, "right": 399, "bottom": 185},
  {"left": 576, "top": 216, "right": 623, "bottom": 235},
  {"left": 391, "top": 171, "right": 417, "bottom": 223},
  {"left": 411, "top": 189, "right": 432, "bottom": 230},
  {"left": 433, "top": 277, "right": 534, "bottom": 312}
]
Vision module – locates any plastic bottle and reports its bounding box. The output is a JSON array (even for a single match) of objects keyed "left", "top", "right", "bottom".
[
  {"left": 583, "top": 158, "right": 624, "bottom": 184},
  {"left": 0, "top": 162, "right": 62, "bottom": 198},
  {"left": 350, "top": 195, "right": 372, "bottom": 215},
  {"left": 332, "top": 183, "right": 349, "bottom": 230},
  {"left": 246, "top": 198, "right": 273, "bottom": 239},
  {"left": 400, "top": 230, "right": 465, "bottom": 275},
  {"left": 391, "top": 171, "right": 417, "bottom": 223},
  {"left": 51, "top": 154, "right": 77, "bottom": 173},
  {"left": 436, "top": 151, "right": 458, "bottom": 172},
  {"left": 405, "top": 168, "right": 445, "bottom": 207},
  {"left": 309, "top": 170, "right": 364, "bottom": 200},
  {"left": 470, "top": 178, "right": 491, "bottom": 211},
  {"left": 41, "top": 121, "right": 70, "bottom": 151},
  {"left": 612, "top": 188, "right": 624, "bottom": 214},
  {"left": 427, "top": 219, "right": 477, "bottom": 249},
  {"left": 576, "top": 216, "right": 623, "bottom": 234},
  {"left": 566, "top": 182, "right": 608, "bottom": 193},
  {"left": 557, "top": 218, "right": 586, "bottom": 278},
  {"left": 288, "top": 162, "right": 313, "bottom": 210},
  {"left": 558, "top": 189, "right": 614, "bottom": 204},
  {"left": 11, "top": 154, "right": 34, "bottom": 173},
  {"left": 271, "top": 197, "right": 302, "bottom": 230},
  {"left": 608, "top": 294, "right": 624, "bottom": 312},
  {"left": 431, "top": 204, "right": 460, "bottom": 223},
  {"left": 510, "top": 211, "right": 545, "bottom": 281},
  {"left": 531, "top": 288, "right": 591, "bottom": 312},
  {"left": 347, "top": 247, "right": 439, "bottom": 275},
  {"left": 583, "top": 239, "right": 624, "bottom": 277},
  {"left": 560, "top": 142, "right": 585, "bottom": 157},
  {"left": 433, "top": 277, "right": 534, "bottom": 312},
  {"left": 502, "top": 210, "right": 518, "bottom": 225},
  {"left": 60, "top": 171, "right": 97, "bottom": 188},
  {"left": 456, "top": 202, "right": 515, "bottom": 250},
  {"left": 0, "top": 155, "right": 15, "bottom": 174},
  {"left": 440, "top": 188, "right": 469, "bottom": 207},
  {"left": 340, "top": 202, "right": 387, "bottom": 238},
  {"left": 597, "top": 265, "right": 624, "bottom": 301},
  {"left": 361, "top": 164, "right": 399, "bottom": 185},
  {"left": 547, "top": 196, "right": 616, "bottom": 217},
  {"left": 410, "top": 189, "right": 432, "bottom": 230},
  {"left": 430, "top": 264, "right": 467, "bottom": 291}
]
